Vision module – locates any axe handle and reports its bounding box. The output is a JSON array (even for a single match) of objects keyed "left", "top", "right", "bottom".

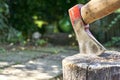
[{"left": 81, "top": 0, "right": 120, "bottom": 24}]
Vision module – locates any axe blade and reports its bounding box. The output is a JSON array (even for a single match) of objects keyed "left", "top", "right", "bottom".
[{"left": 69, "top": 4, "right": 106, "bottom": 55}]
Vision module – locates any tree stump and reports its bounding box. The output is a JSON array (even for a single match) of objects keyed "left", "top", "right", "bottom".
[{"left": 62, "top": 51, "right": 120, "bottom": 80}]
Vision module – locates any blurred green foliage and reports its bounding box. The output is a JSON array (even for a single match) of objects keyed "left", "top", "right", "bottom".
[
  {"left": 6, "top": 0, "right": 88, "bottom": 44},
  {"left": 105, "top": 37, "right": 120, "bottom": 47},
  {"left": 35, "top": 39, "right": 47, "bottom": 46},
  {"left": 0, "top": 0, "right": 120, "bottom": 47},
  {"left": 0, "top": 0, "right": 9, "bottom": 42},
  {"left": 9, "top": 0, "right": 77, "bottom": 37},
  {"left": 58, "top": 16, "right": 73, "bottom": 33}
]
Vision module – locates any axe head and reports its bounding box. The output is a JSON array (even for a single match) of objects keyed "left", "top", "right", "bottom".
[{"left": 69, "top": 4, "right": 106, "bottom": 55}]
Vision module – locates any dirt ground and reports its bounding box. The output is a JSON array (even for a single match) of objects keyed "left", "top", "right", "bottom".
[
  {"left": 0, "top": 45, "right": 78, "bottom": 80},
  {"left": 0, "top": 43, "right": 120, "bottom": 80}
]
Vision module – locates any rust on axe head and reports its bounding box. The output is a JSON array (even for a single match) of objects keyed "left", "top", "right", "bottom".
[{"left": 69, "top": 4, "right": 106, "bottom": 55}]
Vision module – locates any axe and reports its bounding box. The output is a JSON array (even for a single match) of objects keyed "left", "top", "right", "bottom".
[{"left": 69, "top": 0, "right": 120, "bottom": 55}]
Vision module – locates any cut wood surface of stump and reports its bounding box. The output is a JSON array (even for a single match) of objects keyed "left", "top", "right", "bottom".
[{"left": 62, "top": 51, "right": 120, "bottom": 80}]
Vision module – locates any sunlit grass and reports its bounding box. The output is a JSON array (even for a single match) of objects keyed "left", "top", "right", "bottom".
[
  {"left": 33, "top": 15, "right": 47, "bottom": 28},
  {"left": 115, "top": 9, "right": 120, "bottom": 13},
  {"left": 34, "top": 20, "right": 47, "bottom": 28}
]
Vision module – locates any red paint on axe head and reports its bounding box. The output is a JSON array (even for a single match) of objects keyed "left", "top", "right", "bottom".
[{"left": 69, "top": 4, "right": 83, "bottom": 26}]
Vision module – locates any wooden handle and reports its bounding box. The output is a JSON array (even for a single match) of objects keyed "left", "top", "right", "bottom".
[{"left": 81, "top": 0, "right": 120, "bottom": 24}]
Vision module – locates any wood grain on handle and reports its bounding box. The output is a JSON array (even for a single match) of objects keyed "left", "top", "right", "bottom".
[{"left": 81, "top": 0, "right": 120, "bottom": 24}]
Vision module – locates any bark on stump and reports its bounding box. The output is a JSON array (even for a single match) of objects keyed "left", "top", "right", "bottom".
[{"left": 62, "top": 51, "right": 120, "bottom": 80}]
